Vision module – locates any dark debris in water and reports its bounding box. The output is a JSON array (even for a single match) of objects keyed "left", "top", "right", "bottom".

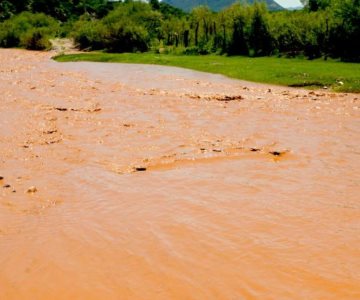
[
  {"left": 269, "top": 151, "right": 285, "bottom": 157},
  {"left": 215, "top": 95, "right": 243, "bottom": 102},
  {"left": 55, "top": 107, "right": 68, "bottom": 112}
]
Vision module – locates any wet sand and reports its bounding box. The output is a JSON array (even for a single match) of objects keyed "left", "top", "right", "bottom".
[{"left": 0, "top": 49, "right": 359, "bottom": 299}]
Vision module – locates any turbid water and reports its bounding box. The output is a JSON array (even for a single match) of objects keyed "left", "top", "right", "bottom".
[{"left": 0, "top": 49, "right": 359, "bottom": 299}]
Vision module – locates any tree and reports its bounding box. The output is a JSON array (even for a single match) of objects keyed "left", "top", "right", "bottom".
[
  {"left": 301, "top": 0, "right": 331, "bottom": 11},
  {"left": 249, "top": 3, "right": 272, "bottom": 56},
  {"left": 190, "top": 6, "right": 213, "bottom": 46},
  {"left": 0, "top": 0, "right": 31, "bottom": 20},
  {"left": 150, "top": 0, "right": 160, "bottom": 10},
  {"left": 226, "top": 5, "right": 248, "bottom": 55},
  {"left": 329, "top": 0, "right": 360, "bottom": 61}
]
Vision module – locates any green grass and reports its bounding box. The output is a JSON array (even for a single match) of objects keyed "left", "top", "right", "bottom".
[{"left": 53, "top": 52, "right": 360, "bottom": 93}]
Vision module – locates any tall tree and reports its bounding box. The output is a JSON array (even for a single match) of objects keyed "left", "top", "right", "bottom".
[
  {"left": 249, "top": 3, "right": 272, "bottom": 56},
  {"left": 149, "top": 0, "right": 161, "bottom": 10}
]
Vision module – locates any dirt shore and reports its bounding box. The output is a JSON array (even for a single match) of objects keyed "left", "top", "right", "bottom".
[{"left": 0, "top": 49, "right": 359, "bottom": 299}]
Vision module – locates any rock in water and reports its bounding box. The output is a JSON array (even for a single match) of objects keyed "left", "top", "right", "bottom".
[{"left": 26, "top": 186, "right": 38, "bottom": 193}]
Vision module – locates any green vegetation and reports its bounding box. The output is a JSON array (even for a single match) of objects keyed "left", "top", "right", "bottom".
[
  {"left": 54, "top": 52, "right": 360, "bottom": 92},
  {"left": 1, "top": 0, "right": 359, "bottom": 91},
  {"left": 163, "top": 0, "right": 283, "bottom": 12},
  {"left": 1, "top": 0, "right": 359, "bottom": 62},
  {"left": 71, "top": 2, "right": 161, "bottom": 52},
  {"left": 0, "top": 12, "right": 59, "bottom": 50},
  {"left": 0, "top": 0, "right": 114, "bottom": 22}
]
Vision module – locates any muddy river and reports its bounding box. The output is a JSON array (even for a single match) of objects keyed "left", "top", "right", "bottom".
[{"left": 0, "top": 49, "right": 359, "bottom": 299}]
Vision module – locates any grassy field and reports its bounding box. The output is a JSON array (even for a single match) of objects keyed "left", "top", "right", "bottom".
[{"left": 54, "top": 53, "right": 360, "bottom": 93}]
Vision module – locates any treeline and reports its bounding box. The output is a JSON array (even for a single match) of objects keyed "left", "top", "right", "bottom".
[
  {"left": 0, "top": 0, "right": 359, "bottom": 61},
  {"left": 0, "top": 0, "right": 114, "bottom": 21}
]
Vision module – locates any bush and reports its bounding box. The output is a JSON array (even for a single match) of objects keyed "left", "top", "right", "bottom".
[
  {"left": 72, "top": 18, "right": 106, "bottom": 50},
  {"left": 20, "top": 28, "right": 51, "bottom": 50},
  {"left": 104, "top": 21, "right": 150, "bottom": 53},
  {"left": 0, "top": 22, "right": 19, "bottom": 47},
  {"left": 0, "top": 12, "right": 58, "bottom": 49},
  {"left": 68, "top": 2, "right": 162, "bottom": 53}
]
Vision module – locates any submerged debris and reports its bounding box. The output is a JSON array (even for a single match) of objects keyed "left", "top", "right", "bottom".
[
  {"left": 85, "top": 107, "right": 102, "bottom": 113},
  {"left": 26, "top": 186, "right": 38, "bottom": 193},
  {"left": 44, "top": 130, "right": 57, "bottom": 134},
  {"left": 214, "top": 95, "right": 243, "bottom": 101},
  {"left": 185, "top": 93, "right": 243, "bottom": 102},
  {"left": 55, "top": 107, "right": 68, "bottom": 112},
  {"left": 269, "top": 151, "right": 288, "bottom": 157},
  {"left": 54, "top": 106, "right": 101, "bottom": 113}
]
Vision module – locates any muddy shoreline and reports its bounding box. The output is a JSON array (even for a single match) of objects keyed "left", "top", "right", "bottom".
[{"left": 1, "top": 49, "right": 359, "bottom": 299}]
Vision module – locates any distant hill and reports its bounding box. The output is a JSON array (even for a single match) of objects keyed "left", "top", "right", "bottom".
[{"left": 162, "top": 0, "right": 284, "bottom": 12}]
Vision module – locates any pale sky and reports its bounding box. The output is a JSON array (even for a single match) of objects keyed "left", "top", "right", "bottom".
[{"left": 275, "top": 0, "right": 303, "bottom": 8}]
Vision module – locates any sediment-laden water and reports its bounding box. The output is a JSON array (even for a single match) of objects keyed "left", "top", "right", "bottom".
[{"left": 0, "top": 49, "right": 359, "bottom": 299}]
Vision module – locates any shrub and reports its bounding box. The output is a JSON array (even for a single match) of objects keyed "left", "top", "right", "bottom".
[
  {"left": 0, "top": 12, "right": 58, "bottom": 49},
  {"left": 104, "top": 21, "right": 150, "bottom": 53},
  {"left": 0, "top": 22, "right": 19, "bottom": 47},
  {"left": 70, "top": 2, "right": 154, "bottom": 53},
  {"left": 20, "top": 28, "right": 51, "bottom": 50},
  {"left": 72, "top": 18, "right": 106, "bottom": 50}
]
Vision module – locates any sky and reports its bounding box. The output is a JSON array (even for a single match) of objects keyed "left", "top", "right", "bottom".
[{"left": 275, "top": 0, "right": 303, "bottom": 8}]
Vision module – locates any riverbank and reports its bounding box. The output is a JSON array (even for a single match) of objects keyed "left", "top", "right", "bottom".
[{"left": 54, "top": 52, "right": 360, "bottom": 93}]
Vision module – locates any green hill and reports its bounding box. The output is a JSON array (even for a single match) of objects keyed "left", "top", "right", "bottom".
[{"left": 162, "top": 0, "right": 284, "bottom": 12}]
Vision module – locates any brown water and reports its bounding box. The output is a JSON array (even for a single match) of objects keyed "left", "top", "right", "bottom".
[{"left": 0, "top": 49, "right": 359, "bottom": 299}]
